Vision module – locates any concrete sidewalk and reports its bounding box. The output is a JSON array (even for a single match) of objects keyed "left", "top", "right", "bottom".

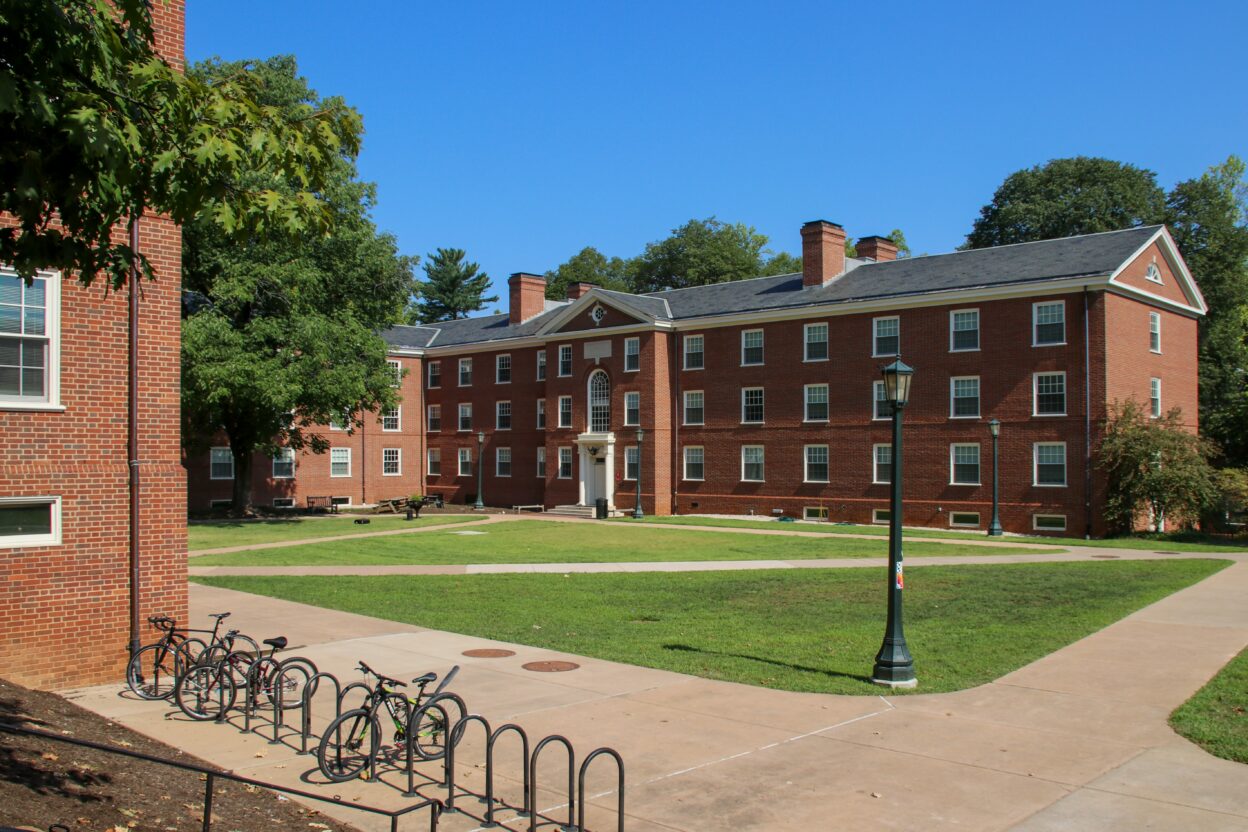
[{"left": 66, "top": 563, "right": 1248, "bottom": 831}]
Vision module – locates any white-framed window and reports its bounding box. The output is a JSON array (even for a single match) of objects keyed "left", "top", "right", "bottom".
[
  {"left": 951, "top": 444, "right": 981, "bottom": 485},
  {"left": 624, "top": 337, "right": 640, "bottom": 372},
  {"left": 741, "top": 329, "right": 764, "bottom": 366},
  {"left": 588, "top": 370, "right": 610, "bottom": 432},
  {"left": 558, "top": 446, "right": 573, "bottom": 479},
  {"left": 804, "top": 322, "right": 828, "bottom": 362},
  {"left": 1034, "top": 372, "right": 1066, "bottom": 416},
  {"left": 873, "top": 316, "right": 900, "bottom": 357},
  {"left": 427, "top": 448, "right": 441, "bottom": 476},
  {"left": 427, "top": 361, "right": 441, "bottom": 388},
  {"left": 683, "top": 334, "right": 705, "bottom": 370},
  {"left": 330, "top": 496, "right": 350, "bottom": 508},
  {"left": 683, "top": 390, "right": 704, "bottom": 425},
  {"left": 536, "top": 446, "right": 546, "bottom": 478},
  {"left": 387, "top": 359, "right": 402, "bottom": 387},
  {"left": 1034, "top": 442, "right": 1067, "bottom": 487},
  {"left": 741, "top": 387, "right": 764, "bottom": 423},
  {"left": 950, "top": 308, "right": 979, "bottom": 352},
  {"left": 741, "top": 445, "right": 764, "bottom": 482},
  {"left": 1033, "top": 513, "right": 1067, "bottom": 531},
  {"left": 458, "top": 447, "right": 472, "bottom": 477},
  {"left": 804, "top": 506, "right": 829, "bottom": 521},
  {"left": 210, "top": 447, "right": 234, "bottom": 480},
  {"left": 329, "top": 411, "right": 349, "bottom": 431},
  {"left": 272, "top": 497, "right": 295, "bottom": 509},
  {"left": 873, "top": 444, "right": 891, "bottom": 484},
  {"left": 624, "top": 391, "right": 640, "bottom": 426},
  {"left": 458, "top": 357, "right": 472, "bottom": 386},
  {"left": 873, "top": 380, "right": 894, "bottom": 421},
  {"left": 330, "top": 447, "right": 352, "bottom": 478},
  {"left": 1145, "top": 262, "right": 1163, "bottom": 284},
  {"left": 558, "top": 395, "right": 572, "bottom": 428},
  {"left": 496, "top": 400, "right": 512, "bottom": 430},
  {"left": 872, "top": 508, "right": 891, "bottom": 525},
  {"left": 382, "top": 406, "right": 401, "bottom": 432},
  {"left": 951, "top": 376, "right": 980, "bottom": 418},
  {"left": 624, "top": 446, "right": 639, "bottom": 480},
  {"left": 1150, "top": 378, "right": 1162, "bottom": 418},
  {"left": 427, "top": 404, "right": 441, "bottom": 432},
  {"left": 683, "top": 446, "right": 705, "bottom": 480},
  {"left": 458, "top": 403, "right": 472, "bottom": 431},
  {"left": 496, "top": 447, "right": 511, "bottom": 477},
  {"left": 382, "top": 448, "right": 401, "bottom": 476},
  {"left": 0, "top": 496, "right": 62, "bottom": 548},
  {"left": 950, "top": 511, "right": 980, "bottom": 528},
  {"left": 804, "top": 445, "right": 829, "bottom": 483},
  {"left": 804, "top": 384, "right": 829, "bottom": 422},
  {"left": 558, "top": 344, "right": 573, "bottom": 377},
  {"left": 0, "top": 270, "right": 60, "bottom": 408},
  {"left": 1033, "top": 301, "right": 1065, "bottom": 346},
  {"left": 536, "top": 399, "right": 546, "bottom": 430},
  {"left": 536, "top": 349, "right": 547, "bottom": 381},
  {"left": 1149, "top": 312, "right": 1161, "bottom": 353},
  {"left": 272, "top": 448, "right": 295, "bottom": 479},
  {"left": 496, "top": 354, "right": 511, "bottom": 384}
]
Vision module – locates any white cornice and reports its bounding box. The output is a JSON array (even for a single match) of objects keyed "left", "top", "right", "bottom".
[{"left": 1106, "top": 226, "right": 1207, "bottom": 315}]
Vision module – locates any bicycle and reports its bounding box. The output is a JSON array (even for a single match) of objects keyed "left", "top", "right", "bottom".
[
  {"left": 316, "top": 661, "right": 463, "bottom": 782},
  {"left": 174, "top": 631, "right": 305, "bottom": 721},
  {"left": 125, "top": 616, "right": 209, "bottom": 700}
]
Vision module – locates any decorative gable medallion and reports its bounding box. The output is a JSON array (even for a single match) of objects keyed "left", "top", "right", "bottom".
[{"left": 589, "top": 304, "right": 607, "bottom": 326}]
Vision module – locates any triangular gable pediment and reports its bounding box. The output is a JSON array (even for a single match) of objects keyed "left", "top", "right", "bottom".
[
  {"left": 1108, "top": 227, "right": 1208, "bottom": 315},
  {"left": 538, "top": 291, "right": 654, "bottom": 335}
]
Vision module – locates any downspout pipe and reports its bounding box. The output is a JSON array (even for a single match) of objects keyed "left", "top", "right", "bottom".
[
  {"left": 128, "top": 219, "right": 142, "bottom": 657},
  {"left": 1084, "top": 289, "right": 1093, "bottom": 540}
]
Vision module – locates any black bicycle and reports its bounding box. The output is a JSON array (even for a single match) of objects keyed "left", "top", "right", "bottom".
[
  {"left": 316, "top": 661, "right": 463, "bottom": 782},
  {"left": 174, "top": 632, "right": 311, "bottom": 721},
  {"left": 124, "top": 616, "right": 209, "bottom": 700}
]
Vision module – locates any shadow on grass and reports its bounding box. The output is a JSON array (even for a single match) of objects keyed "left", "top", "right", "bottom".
[{"left": 662, "top": 643, "right": 873, "bottom": 685}]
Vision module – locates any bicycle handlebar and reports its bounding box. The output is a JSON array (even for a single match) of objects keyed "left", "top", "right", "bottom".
[{"left": 356, "top": 661, "right": 406, "bottom": 688}]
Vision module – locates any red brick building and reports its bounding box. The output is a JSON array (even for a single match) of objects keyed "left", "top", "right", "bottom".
[
  {"left": 190, "top": 221, "right": 1204, "bottom": 538},
  {"left": 0, "top": 2, "right": 188, "bottom": 688}
]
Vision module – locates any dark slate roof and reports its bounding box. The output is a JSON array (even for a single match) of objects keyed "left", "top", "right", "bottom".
[
  {"left": 594, "top": 287, "right": 672, "bottom": 319},
  {"left": 382, "top": 325, "right": 439, "bottom": 350}
]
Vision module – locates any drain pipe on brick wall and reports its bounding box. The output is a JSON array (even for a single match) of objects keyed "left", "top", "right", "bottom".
[
  {"left": 1083, "top": 288, "right": 1093, "bottom": 540},
  {"left": 128, "top": 218, "right": 142, "bottom": 657}
]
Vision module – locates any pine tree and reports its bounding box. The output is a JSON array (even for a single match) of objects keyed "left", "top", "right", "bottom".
[{"left": 410, "top": 248, "right": 498, "bottom": 322}]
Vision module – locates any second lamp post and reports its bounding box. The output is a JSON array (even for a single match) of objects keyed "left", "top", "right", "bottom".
[
  {"left": 633, "top": 427, "right": 645, "bottom": 519},
  {"left": 988, "top": 419, "right": 1003, "bottom": 536},
  {"left": 474, "top": 431, "right": 485, "bottom": 510}
]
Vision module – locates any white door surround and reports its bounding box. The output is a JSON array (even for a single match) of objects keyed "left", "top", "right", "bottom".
[{"left": 576, "top": 432, "right": 615, "bottom": 509}]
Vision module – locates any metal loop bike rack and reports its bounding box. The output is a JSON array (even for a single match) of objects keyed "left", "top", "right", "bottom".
[
  {"left": 487, "top": 723, "right": 531, "bottom": 826},
  {"left": 578, "top": 747, "right": 625, "bottom": 832},
  {"left": 299, "top": 671, "right": 343, "bottom": 754},
  {"left": 403, "top": 699, "right": 450, "bottom": 797},
  {"left": 529, "top": 734, "right": 576, "bottom": 832},
  {"left": 442, "top": 714, "right": 491, "bottom": 813}
]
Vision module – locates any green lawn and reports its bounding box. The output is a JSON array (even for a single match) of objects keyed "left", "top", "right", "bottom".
[
  {"left": 612, "top": 516, "right": 1248, "bottom": 553},
  {"left": 195, "top": 559, "right": 1228, "bottom": 695},
  {"left": 1170, "top": 645, "right": 1248, "bottom": 763},
  {"left": 188, "top": 514, "right": 478, "bottom": 551},
  {"left": 190, "top": 519, "right": 1050, "bottom": 566}
]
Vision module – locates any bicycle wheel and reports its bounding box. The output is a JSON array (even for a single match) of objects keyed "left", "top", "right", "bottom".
[
  {"left": 175, "top": 664, "right": 237, "bottom": 721},
  {"left": 175, "top": 637, "right": 209, "bottom": 668},
  {"left": 126, "top": 644, "right": 179, "bottom": 700},
  {"left": 411, "top": 693, "right": 466, "bottom": 761},
  {"left": 317, "top": 709, "right": 378, "bottom": 782},
  {"left": 270, "top": 658, "right": 315, "bottom": 710}
]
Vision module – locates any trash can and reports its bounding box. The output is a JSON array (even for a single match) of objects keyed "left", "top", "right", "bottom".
[{"left": 595, "top": 498, "right": 608, "bottom": 519}]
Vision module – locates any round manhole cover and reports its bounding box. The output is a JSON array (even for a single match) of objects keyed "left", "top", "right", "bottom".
[
  {"left": 1090, "top": 554, "right": 1120, "bottom": 559},
  {"left": 522, "top": 661, "right": 580, "bottom": 673},
  {"left": 462, "top": 648, "right": 516, "bottom": 658}
]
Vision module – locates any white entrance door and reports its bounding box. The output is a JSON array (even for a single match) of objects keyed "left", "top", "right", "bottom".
[{"left": 593, "top": 458, "right": 607, "bottom": 503}]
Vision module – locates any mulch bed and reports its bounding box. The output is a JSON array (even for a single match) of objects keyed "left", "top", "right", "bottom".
[{"left": 0, "top": 678, "right": 358, "bottom": 832}]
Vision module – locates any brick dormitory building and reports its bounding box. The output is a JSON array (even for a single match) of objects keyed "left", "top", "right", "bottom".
[{"left": 188, "top": 220, "right": 1206, "bottom": 538}]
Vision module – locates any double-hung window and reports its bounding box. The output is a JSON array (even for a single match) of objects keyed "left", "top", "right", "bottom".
[
  {"left": 330, "top": 447, "right": 351, "bottom": 478},
  {"left": 558, "top": 344, "right": 573, "bottom": 377},
  {"left": 558, "top": 395, "right": 572, "bottom": 428},
  {"left": 387, "top": 360, "right": 402, "bottom": 387},
  {"left": 427, "top": 448, "right": 441, "bottom": 476},
  {"left": 804, "top": 445, "right": 829, "bottom": 483},
  {"left": 382, "top": 407, "right": 401, "bottom": 431},
  {"left": 496, "top": 447, "right": 511, "bottom": 477},
  {"left": 427, "top": 404, "right": 441, "bottom": 432},
  {"left": 873, "top": 317, "right": 899, "bottom": 356},
  {"left": 683, "top": 391, "right": 704, "bottom": 425},
  {"left": 1034, "top": 372, "right": 1066, "bottom": 416},
  {"left": 458, "top": 403, "right": 472, "bottom": 431},
  {"left": 0, "top": 271, "right": 58, "bottom": 407},
  {"left": 683, "top": 446, "right": 705, "bottom": 480},
  {"left": 624, "top": 391, "right": 640, "bottom": 426},
  {"left": 1150, "top": 378, "right": 1162, "bottom": 417},
  {"left": 741, "top": 330, "right": 764, "bottom": 365},
  {"left": 1034, "top": 443, "right": 1067, "bottom": 486},
  {"left": 382, "top": 448, "right": 401, "bottom": 476},
  {"left": 951, "top": 444, "right": 980, "bottom": 485},
  {"left": 536, "top": 447, "right": 546, "bottom": 478},
  {"left": 536, "top": 399, "right": 546, "bottom": 429},
  {"left": 873, "top": 444, "right": 891, "bottom": 484},
  {"left": 427, "top": 361, "right": 441, "bottom": 388},
  {"left": 210, "top": 447, "right": 234, "bottom": 480},
  {"left": 741, "top": 446, "right": 764, "bottom": 482},
  {"left": 458, "top": 358, "right": 473, "bottom": 386},
  {"left": 684, "top": 335, "right": 704, "bottom": 370},
  {"left": 496, "top": 401, "right": 512, "bottom": 430},
  {"left": 950, "top": 309, "right": 979, "bottom": 351},
  {"left": 458, "top": 447, "right": 472, "bottom": 477},
  {"left": 272, "top": 448, "right": 295, "bottom": 479},
  {"left": 741, "top": 388, "right": 764, "bottom": 423},
  {"left": 496, "top": 354, "right": 511, "bottom": 384},
  {"left": 1033, "top": 301, "right": 1065, "bottom": 346},
  {"left": 558, "top": 447, "right": 573, "bottom": 479},
  {"left": 625, "top": 446, "right": 639, "bottom": 480},
  {"left": 536, "top": 349, "right": 547, "bottom": 380},
  {"left": 804, "top": 384, "right": 829, "bottom": 422},
  {"left": 950, "top": 377, "right": 980, "bottom": 418},
  {"left": 624, "top": 337, "right": 640, "bottom": 372},
  {"left": 804, "top": 323, "right": 828, "bottom": 361},
  {"left": 1149, "top": 312, "right": 1161, "bottom": 353},
  {"left": 873, "top": 381, "right": 894, "bottom": 420}
]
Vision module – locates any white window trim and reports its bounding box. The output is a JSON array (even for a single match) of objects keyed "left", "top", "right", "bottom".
[
  {"left": 623, "top": 445, "right": 638, "bottom": 481},
  {"left": 740, "top": 445, "right": 764, "bottom": 482},
  {"left": 872, "top": 508, "right": 891, "bottom": 525},
  {"left": 740, "top": 387, "right": 764, "bottom": 424},
  {"left": 427, "top": 448, "right": 442, "bottom": 477},
  {"left": 557, "top": 344, "right": 573, "bottom": 377},
  {"left": 458, "top": 403, "right": 472, "bottom": 432},
  {"left": 950, "top": 376, "right": 981, "bottom": 419},
  {"left": 209, "top": 447, "right": 234, "bottom": 480},
  {"left": 536, "top": 349, "right": 547, "bottom": 381},
  {"left": 623, "top": 337, "right": 640, "bottom": 373},
  {"left": 950, "top": 443, "right": 982, "bottom": 486},
  {"left": 1033, "top": 513, "right": 1068, "bottom": 531},
  {"left": 624, "top": 391, "right": 640, "bottom": 427},
  {"left": 458, "top": 357, "right": 473, "bottom": 387},
  {"left": 872, "top": 380, "right": 890, "bottom": 421},
  {"left": 382, "top": 448, "right": 402, "bottom": 477},
  {"left": 557, "top": 447, "right": 573, "bottom": 479},
  {"left": 683, "top": 390, "right": 704, "bottom": 426},
  {"left": 740, "top": 329, "right": 764, "bottom": 366},
  {"left": 427, "top": 405, "right": 441, "bottom": 432},
  {"left": 1145, "top": 262, "right": 1164, "bottom": 285},
  {"left": 804, "top": 506, "right": 829, "bottom": 521},
  {"left": 495, "top": 353, "right": 511, "bottom": 384},
  {"left": 272, "top": 497, "right": 295, "bottom": 509},
  {"left": 0, "top": 496, "right": 62, "bottom": 548},
  {"left": 0, "top": 269, "right": 63, "bottom": 412},
  {"left": 382, "top": 406, "right": 402, "bottom": 432},
  {"left": 558, "top": 395, "right": 573, "bottom": 429},
  {"left": 271, "top": 448, "right": 295, "bottom": 480},
  {"left": 427, "top": 361, "right": 441, "bottom": 389},
  {"left": 1032, "top": 301, "right": 1066, "bottom": 347},
  {"left": 536, "top": 446, "right": 546, "bottom": 478},
  {"left": 1149, "top": 312, "right": 1162, "bottom": 354},
  {"left": 1033, "top": 442, "right": 1068, "bottom": 487},
  {"left": 1032, "top": 371, "right": 1068, "bottom": 417},
  {"left": 682, "top": 446, "right": 705, "bottom": 481},
  {"left": 496, "top": 400, "right": 511, "bottom": 430},
  {"left": 1150, "top": 378, "right": 1162, "bottom": 418},
  {"left": 457, "top": 448, "right": 472, "bottom": 478},
  {"left": 803, "top": 322, "right": 829, "bottom": 363},
  {"left": 872, "top": 443, "right": 891, "bottom": 485},
  {"left": 803, "top": 444, "right": 830, "bottom": 483},
  {"left": 683, "top": 334, "right": 705, "bottom": 371},
  {"left": 330, "top": 447, "right": 352, "bottom": 478},
  {"left": 387, "top": 359, "right": 402, "bottom": 388},
  {"left": 803, "top": 384, "right": 829, "bottom": 423},
  {"left": 496, "top": 447, "right": 511, "bottom": 477},
  {"left": 536, "top": 399, "right": 546, "bottom": 430},
  {"left": 949, "top": 307, "right": 980, "bottom": 353},
  {"left": 872, "top": 315, "right": 900, "bottom": 358},
  {"left": 949, "top": 511, "right": 981, "bottom": 528}
]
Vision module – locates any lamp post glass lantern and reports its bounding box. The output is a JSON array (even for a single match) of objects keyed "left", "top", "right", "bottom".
[
  {"left": 872, "top": 358, "right": 917, "bottom": 688},
  {"left": 988, "top": 419, "right": 1003, "bottom": 536},
  {"left": 474, "top": 431, "right": 485, "bottom": 510},
  {"left": 633, "top": 427, "right": 645, "bottom": 519}
]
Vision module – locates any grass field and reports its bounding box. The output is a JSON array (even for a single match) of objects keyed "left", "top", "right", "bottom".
[
  {"left": 1170, "top": 645, "right": 1248, "bottom": 763},
  {"left": 612, "top": 515, "right": 1248, "bottom": 553},
  {"left": 194, "top": 559, "right": 1228, "bottom": 695},
  {"left": 190, "top": 519, "right": 1050, "bottom": 566},
  {"left": 188, "top": 514, "right": 478, "bottom": 550}
]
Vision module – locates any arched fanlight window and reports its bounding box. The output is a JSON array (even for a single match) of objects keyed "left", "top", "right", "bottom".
[
  {"left": 588, "top": 370, "right": 610, "bottom": 432},
  {"left": 1145, "top": 263, "right": 1163, "bottom": 284}
]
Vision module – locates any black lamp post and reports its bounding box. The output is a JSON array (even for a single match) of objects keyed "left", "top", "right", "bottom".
[
  {"left": 474, "top": 431, "right": 485, "bottom": 510},
  {"left": 872, "top": 358, "right": 917, "bottom": 689},
  {"left": 633, "top": 427, "right": 645, "bottom": 519},
  {"left": 987, "top": 419, "right": 1004, "bottom": 536}
]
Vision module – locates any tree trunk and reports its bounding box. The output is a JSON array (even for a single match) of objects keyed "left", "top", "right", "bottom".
[{"left": 230, "top": 446, "right": 254, "bottom": 516}]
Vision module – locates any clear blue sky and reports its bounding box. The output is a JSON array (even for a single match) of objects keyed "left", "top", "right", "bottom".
[{"left": 187, "top": 1, "right": 1247, "bottom": 304}]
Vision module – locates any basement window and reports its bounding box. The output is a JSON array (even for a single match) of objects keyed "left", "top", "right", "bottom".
[
  {"left": 272, "top": 498, "right": 295, "bottom": 509},
  {"left": 949, "top": 512, "right": 980, "bottom": 528},
  {"left": 803, "top": 506, "right": 829, "bottom": 521},
  {"left": 872, "top": 508, "right": 891, "bottom": 525}
]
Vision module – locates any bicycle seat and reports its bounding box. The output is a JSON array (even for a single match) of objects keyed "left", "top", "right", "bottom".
[
  {"left": 210, "top": 612, "right": 231, "bottom": 620},
  {"left": 411, "top": 672, "right": 437, "bottom": 686},
  {"left": 263, "top": 636, "right": 288, "bottom": 650}
]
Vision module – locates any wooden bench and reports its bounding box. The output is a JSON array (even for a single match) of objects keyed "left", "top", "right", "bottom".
[
  {"left": 306, "top": 496, "right": 337, "bottom": 514},
  {"left": 511, "top": 504, "right": 546, "bottom": 514}
]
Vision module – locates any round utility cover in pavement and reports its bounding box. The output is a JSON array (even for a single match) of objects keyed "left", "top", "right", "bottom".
[
  {"left": 462, "top": 648, "right": 516, "bottom": 658},
  {"left": 522, "top": 660, "right": 580, "bottom": 673}
]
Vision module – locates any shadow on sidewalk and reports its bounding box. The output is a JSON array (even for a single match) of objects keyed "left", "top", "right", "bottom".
[{"left": 662, "top": 644, "right": 873, "bottom": 684}]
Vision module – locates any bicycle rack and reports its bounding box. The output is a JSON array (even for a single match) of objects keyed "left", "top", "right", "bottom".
[
  {"left": 403, "top": 699, "right": 451, "bottom": 798},
  {"left": 578, "top": 747, "right": 625, "bottom": 832},
  {"left": 299, "top": 671, "right": 343, "bottom": 754},
  {"left": 442, "top": 714, "right": 491, "bottom": 813},
  {"left": 529, "top": 734, "right": 576, "bottom": 832},
  {"left": 486, "top": 723, "right": 531, "bottom": 826}
]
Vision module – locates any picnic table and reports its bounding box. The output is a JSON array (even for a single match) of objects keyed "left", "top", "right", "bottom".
[{"left": 375, "top": 497, "right": 412, "bottom": 514}]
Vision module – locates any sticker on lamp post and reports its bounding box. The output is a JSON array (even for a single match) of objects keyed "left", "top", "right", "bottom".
[{"left": 895, "top": 562, "right": 904, "bottom": 590}]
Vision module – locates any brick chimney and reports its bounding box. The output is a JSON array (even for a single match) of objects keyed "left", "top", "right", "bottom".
[
  {"left": 801, "top": 220, "right": 846, "bottom": 287},
  {"left": 566, "top": 282, "right": 596, "bottom": 301},
  {"left": 857, "top": 236, "right": 899, "bottom": 262},
  {"left": 508, "top": 272, "right": 547, "bottom": 324}
]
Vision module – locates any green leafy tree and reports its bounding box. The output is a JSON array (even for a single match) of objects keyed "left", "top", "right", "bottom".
[
  {"left": 409, "top": 248, "right": 497, "bottom": 322},
  {"left": 965, "top": 157, "right": 1166, "bottom": 249},
  {"left": 631, "top": 217, "right": 770, "bottom": 292},
  {"left": 182, "top": 56, "right": 414, "bottom": 512},
  {"left": 760, "top": 251, "right": 803, "bottom": 275},
  {"left": 0, "top": 1, "right": 359, "bottom": 287},
  {"left": 544, "top": 246, "right": 632, "bottom": 299},
  {"left": 887, "top": 228, "right": 912, "bottom": 258},
  {"left": 1098, "top": 400, "right": 1218, "bottom": 534}
]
